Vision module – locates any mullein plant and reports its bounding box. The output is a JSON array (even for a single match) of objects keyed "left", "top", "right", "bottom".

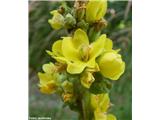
[{"left": 38, "top": 0, "right": 125, "bottom": 120}]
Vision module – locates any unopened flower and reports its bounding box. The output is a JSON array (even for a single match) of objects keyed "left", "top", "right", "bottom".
[
  {"left": 62, "top": 93, "right": 74, "bottom": 102},
  {"left": 90, "top": 93, "right": 116, "bottom": 120},
  {"left": 38, "top": 62, "right": 60, "bottom": 94},
  {"left": 90, "top": 93, "right": 110, "bottom": 112},
  {"left": 48, "top": 10, "right": 64, "bottom": 30},
  {"left": 47, "top": 29, "right": 106, "bottom": 74},
  {"left": 86, "top": 0, "right": 107, "bottom": 23},
  {"left": 98, "top": 51, "right": 125, "bottom": 80},
  {"left": 42, "top": 62, "right": 56, "bottom": 73},
  {"left": 80, "top": 71, "right": 95, "bottom": 88},
  {"left": 62, "top": 81, "right": 73, "bottom": 93},
  {"left": 64, "top": 13, "right": 76, "bottom": 28}
]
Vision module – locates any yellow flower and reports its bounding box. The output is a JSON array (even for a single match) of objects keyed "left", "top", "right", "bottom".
[
  {"left": 48, "top": 10, "right": 64, "bottom": 30},
  {"left": 90, "top": 93, "right": 110, "bottom": 112},
  {"left": 38, "top": 62, "right": 60, "bottom": 94},
  {"left": 80, "top": 71, "right": 95, "bottom": 88},
  {"left": 98, "top": 51, "right": 125, "bottom": 80},
  {"left": 86, "top": 0, "right": 107, "bottom": 22},
  {"left": 97, "top": 37, "right": 125, "bottom": 80},
  {"left": 90, "top": 93, "right": 116, "bottom": 120},
  {"left": 47, "top": 28, "right": 106, "bottom": 74}
]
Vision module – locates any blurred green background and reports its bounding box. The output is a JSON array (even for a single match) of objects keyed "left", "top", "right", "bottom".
[{"left": 29, "top": 1, "right": 132, "bottom": 120}]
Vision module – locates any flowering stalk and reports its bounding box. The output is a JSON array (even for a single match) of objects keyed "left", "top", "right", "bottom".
[{"left": 38, "top": 0, "right": 125, "bottom": 120}]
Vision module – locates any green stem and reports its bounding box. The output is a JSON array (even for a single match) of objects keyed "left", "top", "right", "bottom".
[
  {"left": 73, "top": 75, "right": 93, "bottom": 120},
  {"left": 82, "top": 98, "right": 87, "bottom": 120},
  {"left": 88, "top": 27, "right": 101, "bottom": 42},
  {"left": 80, "top": 90, "right": 93, "bottom": 120}
]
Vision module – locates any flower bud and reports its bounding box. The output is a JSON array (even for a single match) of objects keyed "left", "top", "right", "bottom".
[
  {"left": 64, "top": 13, "right": 76, "bottom": 29},
  {"left": 77, "top": 20, "right": 89, "bottom": 30},
  {"left": 62, "top": 93, "right": 73, "bottom": 102},
  {"left": 80, "top": 72, "right": 95, "bottom": 88},
  {"left": 76, "top": 7, "right": 85, "bottom": 21},
  {"left": 74, "top": 1, "right": 87, "bottom": 21},
  {"left": 62, "top": 81, "right": 73, "bottom": 93},
  {"left": 98, "top": 52, "right": 125, "bottom": 80},
  {"left": 86, "top": 0, "right": 107, "bottom": 23},
  {"left": 42, "top": 62, "right": 55, "bottom": 74},
  {"left": 48, "top": 10, "right": 64, "bottom": 30},
  {"left": 90, "top": 93, "right": 110, "bottom": 112}
]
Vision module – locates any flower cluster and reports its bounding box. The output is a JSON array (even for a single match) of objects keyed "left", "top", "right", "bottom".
[{"left": 38, "top": 0, "right": 125, "bottom": 120}]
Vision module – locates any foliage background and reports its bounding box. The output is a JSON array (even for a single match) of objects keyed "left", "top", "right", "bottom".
[{"left": 29, "top": 1, "right": 132, "bottom": 120}]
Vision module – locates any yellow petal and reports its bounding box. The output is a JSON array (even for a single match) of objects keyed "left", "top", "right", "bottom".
[
  {"left": 98, "top": 52, "right": 125, "bottom": 80},
  {"left": 107, "top": 114, "right": 117, "bottom": 120},
  {"left": 86, "top": 0, "right": 107, "bottom": 22},
  {"left": 62, "top": 37, "right": 80, "bottom": 61},
  {"left": 96, "top": 1, "right": 107, "bottom": 20},
  {"left": 80, "top": 72, "right": 95, "bottom": 88},
  {"left": 99, "top": 94, "right": 110, "bottom": 112},
  {"left": 62, "top": 93, "right": 73, "bottom": 102},
  {"left": 86, "top": 1, "right": 99, "bottom": 22},
  {"left": 48, "top": 11, "right": 64, "bottom": 30},
  {"left": 52, "top": 40, "right": 63, "bottom": 57},
  {"left": 38, "top": 72, "right": 53, "bottom": 85},
  {"left": 40, "top": 81, "right": 57, "bottom": 94},
  {"left": 94, "top": 109, "right": 107, "bottom": 120},
  {"left": 46, "top": 50, "right": 67, "bottom": 64},
  {"left": 67, "top": 61, "right": 86, "bottom": 74},
  {"left": 54, "top": 56, "right": 68, "bottom": 64},
  {"left": 38, "top": 72, "right": 59, "bottom": 94},
  {"left": 46, "top": 50, "right": 53, "bottom": 56},
  {"left": 104, "top": 38, "right": 113, "bottom": 51},
  {"left": 72, "top": 29, "right": 89, "bottom": 49},
  {"left": 42, "top": 62, "right": 55, "bottom": 74},
  {"left": 90, "top": 93, "right": 110, "bottom": 112},
  {"left": 86, "top": 58, "right": 96, "bottom": 68},
  {"left": 90, "top": 34, "right": 106, "bottom": 59},
  {"left": 86, "top": 62, "right": 100, "bottom": 72},
  {"left": 50, "top": 10, "right": 58, "bottom": 15}
]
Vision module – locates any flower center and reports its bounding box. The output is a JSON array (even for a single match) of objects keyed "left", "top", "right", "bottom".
[{"left": 79, "top": 44, "right": 91, "bottom": 62}]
